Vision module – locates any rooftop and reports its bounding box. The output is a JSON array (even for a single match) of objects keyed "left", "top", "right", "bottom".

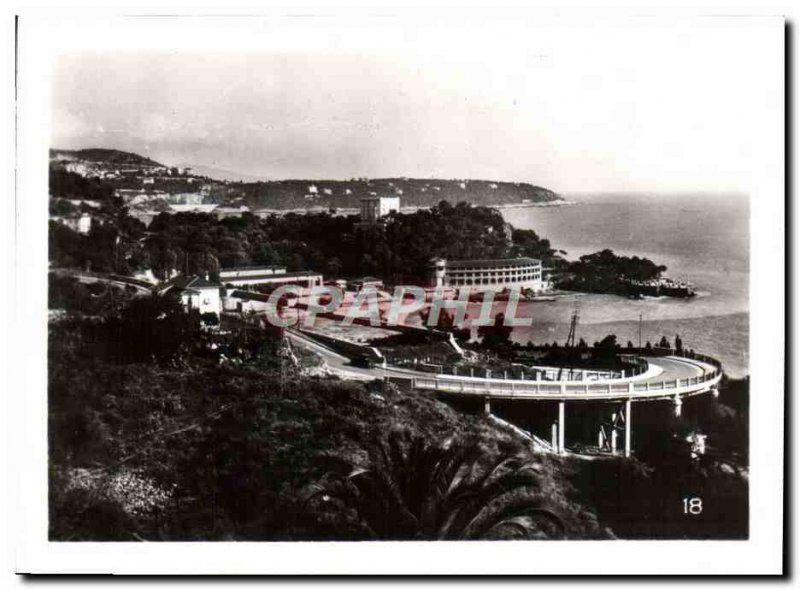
[
  {"left": 161, "top": 274, "right": 221, "bottom": 293},
  {"left": 437, "top": 257, "right": 542, "bottom": 269},
  {"left": 222, "top": 270, "right": 322, "bottom": 282},
  {"left": 228, "top": 290, "right": 274, "bottom": 303}
]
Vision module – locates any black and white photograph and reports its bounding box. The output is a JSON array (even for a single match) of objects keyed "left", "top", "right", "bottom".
[{"left": 8, "top": 7, "right": 786, "bottom": 576}]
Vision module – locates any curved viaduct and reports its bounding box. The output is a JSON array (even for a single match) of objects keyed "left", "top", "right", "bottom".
[{"left": 285, "top": 329, "right": 723, "bottom": 457}]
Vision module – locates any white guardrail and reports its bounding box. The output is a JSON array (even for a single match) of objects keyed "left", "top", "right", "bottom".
[{"left": 410, "top": 361, "right": 722, "bottom": 401}]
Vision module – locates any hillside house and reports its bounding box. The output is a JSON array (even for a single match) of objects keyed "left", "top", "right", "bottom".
[{"left": 160, "top": 275, "right": 222, "bottom": 316}]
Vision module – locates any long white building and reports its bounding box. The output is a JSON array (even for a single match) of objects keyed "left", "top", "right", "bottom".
[
  {"left": 429, "top": 257, "right": 547, "bottom": 293},
  {"left": 219, "top": 265, "right": 323, "bottom": 291},
  {"left": 219, "top": 265, "right": 288, "bottom": 282}
]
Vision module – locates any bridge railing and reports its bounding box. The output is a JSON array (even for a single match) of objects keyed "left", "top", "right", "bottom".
[
  {"left": 413, "top": 370, "right": 722, "bottom": 400},
  {"left": 409, "top": 349, "right": 723, "bottom": 400},
  {"left": 394, "top": 347, "right": 721, "bottom": 386},
  {"left": 391, "top": 360, "right": 647, "bottom": 382}
]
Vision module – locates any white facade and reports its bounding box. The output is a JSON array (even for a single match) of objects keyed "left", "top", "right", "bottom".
[
  {"left": 181, "top": 285, "right": 221, "bottom": 315},
  {"left": 430, "top": 257, "right": 546, "bottom": 293},
  {"left": 360, "top": 196, "right": 400, "bottom": 222},
  {"left": 76, "top": 214, "right": 92, "bottom": 234}
]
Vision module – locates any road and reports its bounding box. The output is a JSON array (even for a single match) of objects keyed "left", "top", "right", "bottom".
[
  {"left": 286, "top": 329, "right": 721, "bottom": 403},
  {"left": 54, "top": 269, "right": 155, "bottom": 296}
]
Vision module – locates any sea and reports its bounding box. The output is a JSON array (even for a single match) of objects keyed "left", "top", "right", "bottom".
[{"left": 501, "top": 193, "right": 750, "bottom": 378}]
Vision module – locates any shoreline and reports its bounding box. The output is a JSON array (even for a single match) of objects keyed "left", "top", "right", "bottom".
[{"left": 251, "top": 199, "right": 576, "bottom": 216}]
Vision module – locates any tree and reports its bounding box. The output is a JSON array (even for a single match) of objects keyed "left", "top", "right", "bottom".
[
  {"left": 477, "top": 313, "right": 513, "bottom": 350},
  {"left": 107, "top": 295, "right": 202, "bottom": 363},
  {"left": 296, "top": 431, "right": 569, "bottom": 540},
  {"left": 593, "top": 334, "right": 619, "bottom": 363},
  {"left": 658, "top": 336, "right": 670, "bottom": 349},
  {"left": 325, "top": 256, "right": 343, "bottom": 278}
]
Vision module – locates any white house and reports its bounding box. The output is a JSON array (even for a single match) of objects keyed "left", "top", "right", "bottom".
[{"left": 161, "top": 275, "right": 222, "bottom": 316}]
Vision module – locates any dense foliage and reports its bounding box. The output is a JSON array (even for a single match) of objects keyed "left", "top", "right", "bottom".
[
  {"left": 49, "top": 168, "right": 116, "bottom": 201},
  {"left": 294, "top": 430, "right": 597, "bottom": 540},
  {"left": 50, "top": 200, "right": 564, "bottom": 282},
  {"left": 557, "top": 249, "right": 668, "bottom": 293},
  {"left": 49, "top": 209, "right": 147, "bottom": 274},
  {"left": 566, "top": 384, "right": 749, "bottom": 539},
  {"left": 48, "top": 291, "right": 604, "bottom": 541}
]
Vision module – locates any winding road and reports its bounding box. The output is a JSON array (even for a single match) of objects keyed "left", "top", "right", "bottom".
[{"left": 286, "top": 329, "right": 722, "bottom": 403}]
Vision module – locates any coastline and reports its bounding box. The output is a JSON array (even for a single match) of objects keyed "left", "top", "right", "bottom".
[{"left": 250, "top": 199, "right": 576, "bottom": 217}]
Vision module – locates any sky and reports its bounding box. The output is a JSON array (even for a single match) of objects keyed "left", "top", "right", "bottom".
[{"left": 51, "top": 17, "right": 780, "bottom": 193}]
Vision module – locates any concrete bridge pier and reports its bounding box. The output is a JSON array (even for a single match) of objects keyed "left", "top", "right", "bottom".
[
  {"left": 601, "top": 400, "right": 632, "bottom": 457},
  {"left": 557, "top": 401, "right": 566, "bottom": 455},
  {"left": 483, "top": 397, "right": 491, "bottom": 416},
  {"left": 673, "top": 395, "right": 683, "bottom": 418},
  {"left": 624, "top": 398, "right": 632, "bottom": 458}
]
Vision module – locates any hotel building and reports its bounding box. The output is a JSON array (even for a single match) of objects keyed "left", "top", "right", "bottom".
[{"left": 429, "top": 257, "right": 547, "bottom": 293}]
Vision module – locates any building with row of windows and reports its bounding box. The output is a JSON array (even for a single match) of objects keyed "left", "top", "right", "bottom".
[
  {"left": 429, "top": 257, "right": 547, "bottom": 293},
  {"left": 219, "top": 265, "right": 323, "bottom": 291}
]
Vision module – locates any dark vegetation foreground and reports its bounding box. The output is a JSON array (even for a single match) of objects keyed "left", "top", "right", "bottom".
[
  {"left": 49, "top": 284, "right": 749, "bottom": 541},
  {"left": 48, "top": 292, "right": 609, "bottom": 541}
]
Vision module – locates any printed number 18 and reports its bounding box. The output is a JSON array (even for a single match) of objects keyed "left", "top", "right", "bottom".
[{"left": 683, "top": 497, "right": 703, "bottom": 515}]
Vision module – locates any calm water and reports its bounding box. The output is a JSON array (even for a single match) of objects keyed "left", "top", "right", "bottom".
[{"left": 502, "top": 193, "right": 750, "bottom": 377}]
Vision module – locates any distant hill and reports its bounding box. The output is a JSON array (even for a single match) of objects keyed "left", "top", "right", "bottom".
[
  {"left": 50, "top": 148, "right": 164, "bottom": 168},
  {"left": 231, "top": 177, "right": 561, "bottom": 211},
  {"left": 176, "top": 162, "right": 267, "bottom": 183},
  {"left": 49, "top": 147, "right": 561, "bottom": 210}
]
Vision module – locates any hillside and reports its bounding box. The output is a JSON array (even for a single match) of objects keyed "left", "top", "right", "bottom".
[
  {"left": 51, "top": 148, "right": 164, "bottom": 168},
  {"left": 48, "top": 299, "right": 607, "bottom": 541},
  {"left": 50, "top": 147, "right": 561, "bottom": 210},
  {"left": 175, "top": 162, "right": 267, "bottom": 183},
  {"left": 232, "top": 177, "right": 561, "bottom": 211}
]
